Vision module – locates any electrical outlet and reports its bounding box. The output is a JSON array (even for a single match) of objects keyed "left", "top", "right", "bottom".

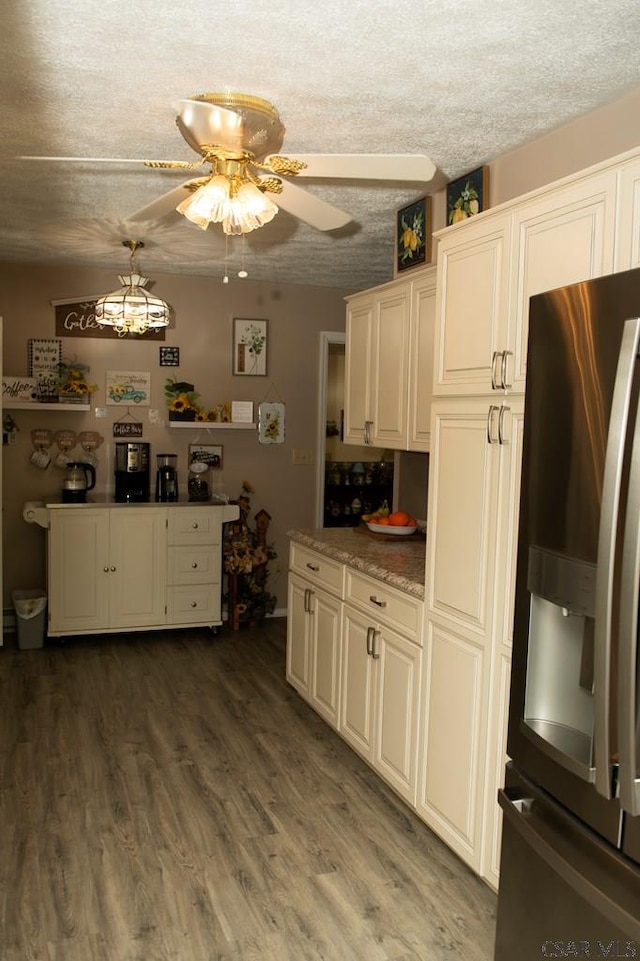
[{"left": 292, "top": 448, "right": 314, "bottom": 466}]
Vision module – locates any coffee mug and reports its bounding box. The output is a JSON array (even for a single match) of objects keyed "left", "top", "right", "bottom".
[{"left": 30, "top": 448, "right": 51, "bottom": 470}]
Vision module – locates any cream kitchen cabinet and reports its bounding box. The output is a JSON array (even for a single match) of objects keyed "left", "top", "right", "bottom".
[
  {"left": 45, "top": 502, "right": 239, "bottom": 637},
  {"left": 417, "top": 397, "right": 524, "bottom": 872},
  {"left": 286, "top": 541, "right": 344, "bottom": 729},
  {"left": 166, "top": 507, "right": 224, "bottom": 627},
  {"left": 615, "top": 154, "right": 640, "bottom": 271},
  {"left": 48, "top": 507, "right": 167, "bottom": 635},
  {"left": 434, "top": 167, "right": 618, "bottom": 397},
  {"left": 344, "top": 266, "right": 436, "bottom": 451},
  {"left": 340, "top": 569, "right": 423, "bottom": 805}
]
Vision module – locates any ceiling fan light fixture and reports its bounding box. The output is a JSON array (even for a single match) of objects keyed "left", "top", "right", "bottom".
[
  {"left": 223, "top": 181, "right": 278, "bottom": 235},
  {"left": 94, "top": 241, "right": 172, "bottom": 335},
  {"left": 176, "top": 174, "right": 230, "bottom": 229}
]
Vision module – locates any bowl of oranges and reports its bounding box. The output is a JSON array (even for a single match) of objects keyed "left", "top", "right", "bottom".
[{"left": 364, "top": 509, "right": 418, "bottom": 536}]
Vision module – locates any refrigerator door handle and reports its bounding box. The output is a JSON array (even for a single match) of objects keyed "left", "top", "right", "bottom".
[
  {"left": 594, "top": 316, "right": 640, "bottom": 799},
  {"left": 618, "top": 371, "right": 640, "bottom": 816}
]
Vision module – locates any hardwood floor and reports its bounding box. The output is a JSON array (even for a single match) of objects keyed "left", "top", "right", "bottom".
[{"left": 0, "top": 619, "right": 496, "bottom": 960}]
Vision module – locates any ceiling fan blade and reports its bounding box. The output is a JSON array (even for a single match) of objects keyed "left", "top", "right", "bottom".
[
  {"left": 278, "top": 154, "right": 436, "bottom": 182},
  {"left": 176, "top": 99, "right": 245, "bottom": 155},
  {"left": 128, "top": 182, "right": 201, "bottom": 222},
  {"left": 20, "top": 155, "right": 151, "bottom": 164},
  {"left": 271, "top": 179, "right": 352, "bottom": 231}
]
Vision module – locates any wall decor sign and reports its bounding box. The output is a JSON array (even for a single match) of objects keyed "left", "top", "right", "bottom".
[
  {"left": 52, "top": 296, "right": 166, "bottom": 341},
  {"left": 189, "top": 443, "right": 223, "bottom": 469},
  {"left": 29, "top": 338, "right": 62, "bottom": 401},
  {"left": 258, "top": 401, "right": 285, "bottom": 444},
  {"left": 233, "top": 318, "right": 268, "bottom": 376},
  {"left": 105, "top": 370, "right": 151, "bottom": 406},
  {"left": 397, "top": 196, "right": 432, "bottom": 273},
  {"left": 159, "top": 346, "right": 180, "bottom": 367},
  {"left": 446, "top": 165, "right": 490, "bottom": 225},
  {"left": 2, "top": 376, "right": 38, "bottom": 403},
  {"left": 113, "top": 420, "right": 144, "bottom": 438}
]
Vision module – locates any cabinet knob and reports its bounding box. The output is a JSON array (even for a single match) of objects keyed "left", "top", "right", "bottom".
[
  {"left": 191, "top": 601, "right": 197, "bottom": 608},
  {"left": 192, "top": 562, "right": 198, "bottom": 569},
  {"left": 103, "top": 566, "right": 109, "bottom": 573},
  {"left": 110, "top": 566, "right": 116, "bottom": 572},
  {"left": 192, "top": 523, "right": 199, "bottom": 529}
]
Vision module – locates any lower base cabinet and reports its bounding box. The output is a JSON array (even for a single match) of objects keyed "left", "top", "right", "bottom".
[
  {"left": 47, "top": 503, "right": 238, "bottom": 636},
  {"left": 340, "top": 600, "right": 422, "bottom": 805}
]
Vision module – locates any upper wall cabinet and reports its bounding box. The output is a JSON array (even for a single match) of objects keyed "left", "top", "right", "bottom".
[
  {"left": 615, "top": 155, "right": 640, "bottom": 271},
  {"left": 344, "top": 266, "right": 436, "bottom": 452},
  {"left": 434, "top": 166, "right": 620, "bottom": 397}
]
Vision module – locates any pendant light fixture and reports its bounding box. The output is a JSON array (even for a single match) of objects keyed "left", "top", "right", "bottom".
[{"left": 94, "top": 240, "right": 172, "bottom": 334}]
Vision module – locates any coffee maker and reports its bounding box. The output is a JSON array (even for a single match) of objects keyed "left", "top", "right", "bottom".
[
  {"left": 155, "top": 453, "right": 178, "bottom": 502},
  {"left": 114, "top": 442, "right": 150, "bottom": 502}
]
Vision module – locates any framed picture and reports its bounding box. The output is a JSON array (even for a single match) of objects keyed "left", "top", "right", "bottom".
[
  {"left": 446, "top": 165, "right": 490, "bottom": 225},
  {"left": 105, "top": 370, "right": 151, "bottom": 406},
  {"left": 189, "top": 443, "right": 223, "bottom": 469},
  {"left": 233, "top": 318, "right": 268, "bottom": 376},
  {"left": 258, "top": 401, "right": 285, "bottom": 444},
  {"left": 159, "top": 346, "right": 180, "bottom": 367},
  {"left": 397, "top": 196, "right": 432, "bottom": 273}
]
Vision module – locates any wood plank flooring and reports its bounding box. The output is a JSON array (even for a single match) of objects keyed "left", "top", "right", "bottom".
[{"left": 0, "top": 619, "right": 496, "bottom": 961}]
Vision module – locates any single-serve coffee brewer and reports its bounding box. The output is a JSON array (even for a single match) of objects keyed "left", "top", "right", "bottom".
[
  {"left": 115, "top": 442, "right": 150, "bottom": 502},
  {"left": 156, "top": 453, "right": 178, "bottom": 502}
]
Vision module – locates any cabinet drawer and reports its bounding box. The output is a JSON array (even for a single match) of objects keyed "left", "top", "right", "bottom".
[
  {"left": 168, "top": 508, "right": 218, "bottom": 545},
  {"left": 166, "top": 585, "right": 221, "bottom": 624},
  {"left": 289, "top": 542, "right": 344, "bottom": 597},
  {"left": 345, "top": 569, "right": 422, "bottom": 642},
  {"left": 168, "top": 546, "right": 220, "bottom": 585}
]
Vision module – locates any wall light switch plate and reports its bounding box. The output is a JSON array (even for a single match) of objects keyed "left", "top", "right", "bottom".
[
  {"left": 292, "top": 448, "right": 314, "bottom": 466},
  {"left": 94, "top": 407, "right": 107, "bottom": 418}
]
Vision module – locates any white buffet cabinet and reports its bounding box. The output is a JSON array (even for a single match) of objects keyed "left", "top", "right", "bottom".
[{"left": 26, "top": 500, "right": 239, "bottom": 637}]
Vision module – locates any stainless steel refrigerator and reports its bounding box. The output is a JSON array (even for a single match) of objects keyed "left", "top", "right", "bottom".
[{"left": 494, "top": 269, "right": 640, "bottom": 959}]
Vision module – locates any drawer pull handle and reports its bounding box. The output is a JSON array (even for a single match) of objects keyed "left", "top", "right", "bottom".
[
  {"left": 306, "top": 563, "right": 320, "bottom": 572},
  {"left": 369, "top": 595, "right": 386, "bottom": 608}
]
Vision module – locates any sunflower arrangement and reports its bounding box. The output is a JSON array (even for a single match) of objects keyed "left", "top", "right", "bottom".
[{"left": 56, "top": 360, "right": 98, "bottom": 398}]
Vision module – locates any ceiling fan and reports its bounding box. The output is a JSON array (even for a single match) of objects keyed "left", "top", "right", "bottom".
[{"left": 22, "top": 92, "right": 437, "bottom": 235}]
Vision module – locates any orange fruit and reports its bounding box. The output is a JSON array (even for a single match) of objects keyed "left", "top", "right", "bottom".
[
  {"left": 407, "top": 516, "right": 417, "bottom": 527},
  {"left": 375, "top": 516, "right": 390, "bottom": 525},
  {"left": 388, "top": 511, "right": 411, "bottom": 527}
]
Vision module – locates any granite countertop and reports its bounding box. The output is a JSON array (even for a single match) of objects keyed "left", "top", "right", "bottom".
[{"left": 287, "top": 526, "right": 427, "bottom": 600}]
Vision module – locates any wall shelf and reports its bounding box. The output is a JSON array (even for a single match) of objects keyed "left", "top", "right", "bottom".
[
  {"left": 168, "top": 421, "right": 256, "bottom": 430},
  {"left": 4, "top": 402, "right": 91, "bottom": 411}
]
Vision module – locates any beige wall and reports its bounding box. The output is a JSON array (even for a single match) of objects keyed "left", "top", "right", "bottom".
[
  {"left": 428, "top": 87, "right": 640, "bottom": 236},
  {"left": 0, "top": 262, "right": 349, "bottom": 611}
]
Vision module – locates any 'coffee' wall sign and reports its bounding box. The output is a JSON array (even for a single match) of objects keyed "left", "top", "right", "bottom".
[{"left": 52, "top": 297, "right": 166, "bottom": 341}]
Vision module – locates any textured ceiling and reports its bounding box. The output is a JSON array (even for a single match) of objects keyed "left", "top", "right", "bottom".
[{"left": 1, "top": 0, "right": 639, "bottom": 291}]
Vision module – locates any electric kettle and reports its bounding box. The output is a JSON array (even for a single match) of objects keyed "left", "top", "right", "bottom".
[{"left": 61, "top": 461, "right": 96, "bottom": 503}]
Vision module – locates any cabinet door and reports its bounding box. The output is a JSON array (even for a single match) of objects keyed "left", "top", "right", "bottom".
[
  {"left": 344, "top": 295, "right": 374, "bottom": 445},
  {"left": 433, "top": 213, "right": 512, "bottom": 396},
  {"left": 369, "top": 285, "right": 410, "bottom": 449},
  {"left": 286, "top": 573, "right": 311, "bottom": 696},
  {"left": 426, "top": 399, "right": 499, "bottom": 640},
  {"left": 340, "top": 604, "right": 375, "bottom": 760},
  {"left": 109, "top": 509, "right": 166, "bottom": 628},
  {"left": 481, "top": 650, "right": 512, "bottom": 891},
  {"left": 309, "top": 587, "right": 342, "bottom": 729},
  {"left": 374, "top": 625, "right": 421, "bottom": 804},
  {"left": 417, "top": 618, "right": 487, "bottom": 872},
  {"left": 510, "top": 170, "right": 617, "bottom": 391},
  {"left": 408, "top": 271, "right": 437, "bottom": 451},
  {"left": 615, "top": 157, "right": 640, "bottom": 271},
  {"left": 48, "top": 509, "right": 110, "bottom": 634}
]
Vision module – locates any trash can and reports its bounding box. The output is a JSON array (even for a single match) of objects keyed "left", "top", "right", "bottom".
[{"left": 12, "top": 589, "right": 47, "bottom": 650}]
